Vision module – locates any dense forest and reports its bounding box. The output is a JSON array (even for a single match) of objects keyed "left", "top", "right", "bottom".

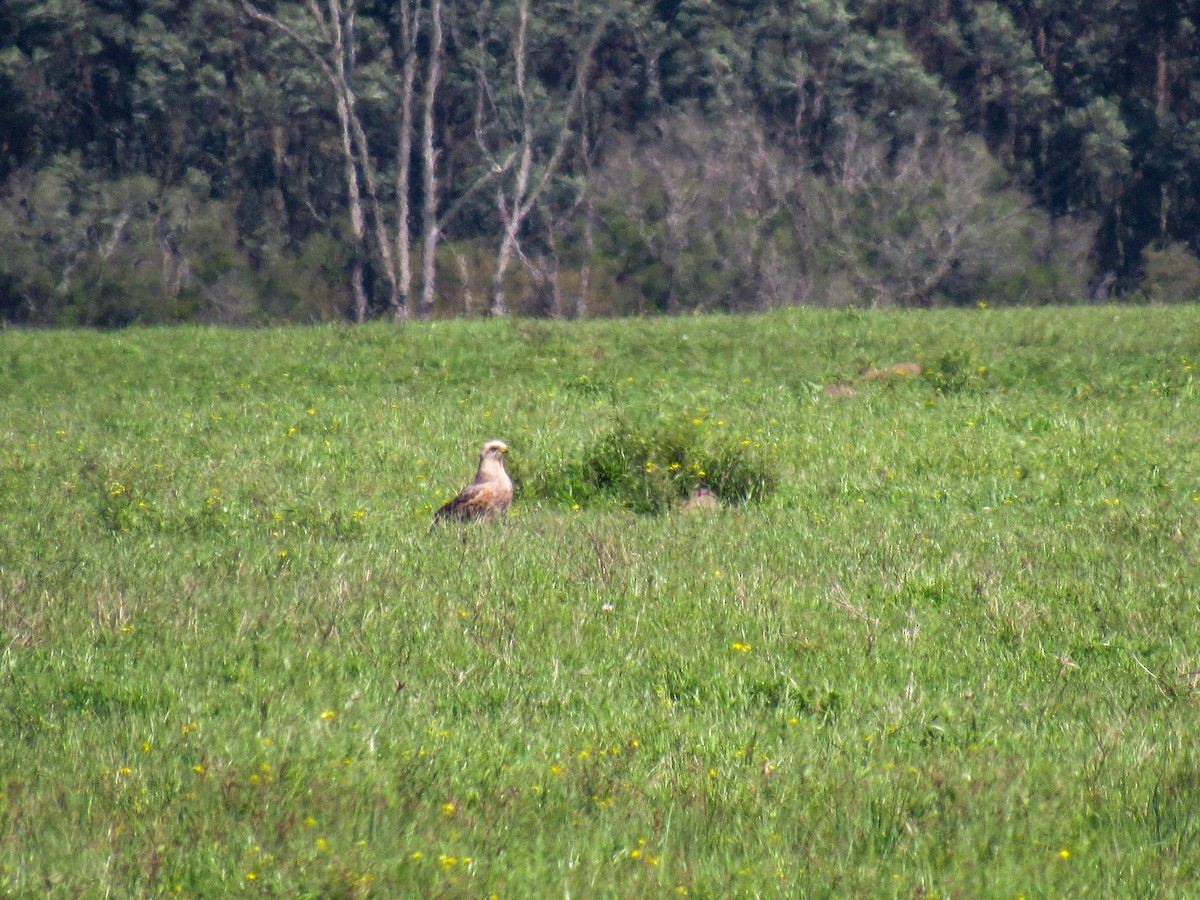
[{"left": 2, "top": 0, "right": 1198, "bottom": 325}]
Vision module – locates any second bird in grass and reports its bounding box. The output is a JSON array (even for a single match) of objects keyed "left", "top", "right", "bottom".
[{"left": 432, "top": 439, "right": 513, "bottom": 524}]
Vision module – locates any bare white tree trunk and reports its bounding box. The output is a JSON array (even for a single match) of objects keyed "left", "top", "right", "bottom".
[
  {"left": 392, "top": 0, "right": 421, "bottom": 321},
  {"left": 487, "top": 0, "right": 613, "bottom": 316},
  {"left": 245, "top": 0, "right": 408, "bottom": 323},
  {"left": 452, "top": 247, "right": 475, "bottom": 315},
  {"left": 485, "top": 0, "right": 533, "bottom": 317},
  {"left": 323, "top": 34, "right": 370, "bottom": 319},
  {"left": 575, "top": 127, "right": 594, "bottom": 319},
  {"left": 417, "top": 0, "right": 444, "bottom": 320},
  {"left": 336, "top": 3, "right": 409, "bottom": 318}
]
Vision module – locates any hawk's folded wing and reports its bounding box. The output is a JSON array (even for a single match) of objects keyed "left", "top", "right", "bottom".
[{"left": 435, "top": 481, "right": 506, "bottom": 522}]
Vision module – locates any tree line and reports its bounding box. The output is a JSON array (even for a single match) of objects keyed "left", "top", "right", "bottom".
[{"left": 1, "top": 0, "right": 1198, "bottom": 326}]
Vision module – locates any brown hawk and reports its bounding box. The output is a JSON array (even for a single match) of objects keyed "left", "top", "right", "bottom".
[{"left": 432, "top": 440, "right": 513, "bottom": 524}]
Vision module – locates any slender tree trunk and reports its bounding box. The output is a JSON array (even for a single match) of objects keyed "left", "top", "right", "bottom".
[
  {"left": 488, "top": 0, "right": 612, "bottom": 316},
  {"left": 453, "top": 247, "right": 475, "bottom": 315},
  {"left": 1156, "top": 25, "right": 1169, "bottom": 242},
  {"left": 490, "top": 144, "right": 532, "bottom": 317},
  {"left": 1155, "top": 25, "right": 1168, "bottom": 117},
  {"left": 576, "top": 128, "right": 594, "bottom": 319},
  {"left": 334, "top": 8, "right": 405, "bottom": 317},
  {"left": 488, "top": 0, "right": 532, "bottom": 317},
  {"left": 537, "top": 227, "right": 564, "bottom": 319},
  {"left": 417, "top": 0, "right": 444, "bottom": 319},
  {"left": 392, "top": 0, "right": 421, "bottom": 321},
  {"left": 242, "top": 0, "right": 375, "bottom": 322},
  {"left": 333, "top": 77, "right": 370, "bottom": 322}
]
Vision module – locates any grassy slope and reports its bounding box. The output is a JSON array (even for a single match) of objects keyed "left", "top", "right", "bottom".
[{"left": 1, "top": 306, "right": 1199, "bottom": 897}]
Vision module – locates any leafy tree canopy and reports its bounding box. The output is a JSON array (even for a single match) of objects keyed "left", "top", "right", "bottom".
[{"left": 1, "top": 0, "right": 1197, "bottom": 324}]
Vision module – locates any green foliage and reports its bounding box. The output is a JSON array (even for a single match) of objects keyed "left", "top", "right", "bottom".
[
  {"left": 255, "top": 233, "right": 352, "bottom": 324},
  {"left": 4, "top": 0, "right": 1199, "bottom": 318},
  {"left": 1137, "top": 244, "right": 1200, "bottom": 305},
  {"left": 540, "top": 414, "right": 776, "bottom": 513},
  {"left": 0, "top": 162, "right": 359, "bottom": 326},
  {"left": 922, "top": 347, "right": 990, "bottom": 395}
]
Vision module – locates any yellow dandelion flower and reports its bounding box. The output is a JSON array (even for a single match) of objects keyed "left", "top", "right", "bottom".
[
  {"left": 320, "top": 710, "right": 336, "bottom": 719},
  {"left": 1059, "top": 849, "right": 1070, "bottom": 860}
]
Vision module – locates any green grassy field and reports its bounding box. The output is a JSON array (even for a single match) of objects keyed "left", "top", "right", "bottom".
[{"left": 2, "top": 305, "right": 1199, "bottom": 897}]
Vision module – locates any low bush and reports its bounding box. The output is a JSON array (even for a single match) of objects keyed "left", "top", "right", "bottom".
[
  {"left": 535, "top": 415, "right": 776, "bottom": 513},
  {"left": 1137, "top": 244, "right": 1200, "bottom": 304}
]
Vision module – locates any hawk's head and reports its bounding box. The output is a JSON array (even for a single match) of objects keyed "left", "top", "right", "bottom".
[{"left": 481, "top": 440, "right": 508, "bottom": 461}]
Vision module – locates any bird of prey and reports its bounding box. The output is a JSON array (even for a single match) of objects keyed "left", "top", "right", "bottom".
[{"left": 432, "top": 440, "right": 513, "bottom": 524}]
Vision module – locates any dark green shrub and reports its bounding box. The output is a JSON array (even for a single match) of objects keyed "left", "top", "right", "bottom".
[
  {"left": 923, "top": 348, "right": 989, "bottom": 394},
  {"left": 536, "top": 415, "right": 776, "bottom": 513}
]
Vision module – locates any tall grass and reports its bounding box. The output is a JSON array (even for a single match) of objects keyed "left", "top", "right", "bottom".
[{"left": 2, "top": 305, "right": 1199, "bottom": 896}]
